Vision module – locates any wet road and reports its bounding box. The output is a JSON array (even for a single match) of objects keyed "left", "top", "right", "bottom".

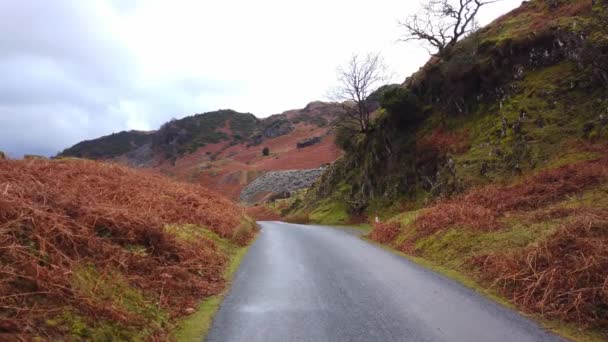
[{"left": 207, "top": 221, "right": 563, "bottom": 342}]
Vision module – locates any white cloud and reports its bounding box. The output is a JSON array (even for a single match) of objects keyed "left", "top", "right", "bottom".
[{"left": 0, "top": 0, "right": 523, "bottom": 157}]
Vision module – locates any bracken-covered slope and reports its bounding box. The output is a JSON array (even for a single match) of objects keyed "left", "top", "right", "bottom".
[
  {"left": 0, "top": 158, "right": 257, "bottom": 340},
  {"left": 282, "top": 0, "right": 608, "bottom": 339}
]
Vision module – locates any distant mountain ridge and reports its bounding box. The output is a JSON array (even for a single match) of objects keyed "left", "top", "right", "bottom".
[{"left": 59, "top": 130, "right": 155, "bottom": 160}]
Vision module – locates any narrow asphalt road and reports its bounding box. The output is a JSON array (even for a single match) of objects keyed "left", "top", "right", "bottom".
[{"left": 207, "top": 222, "right": 563, "bottom": 342}]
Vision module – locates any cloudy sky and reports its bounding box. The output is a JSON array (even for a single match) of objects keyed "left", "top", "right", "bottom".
[{"left": 0, "top": 0, "right": 522, "bottom": 157}]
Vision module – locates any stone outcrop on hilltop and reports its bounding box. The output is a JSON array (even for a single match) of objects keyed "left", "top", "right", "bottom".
[{"left": 240, "top": 167, "right": 325, "bottom": 204}]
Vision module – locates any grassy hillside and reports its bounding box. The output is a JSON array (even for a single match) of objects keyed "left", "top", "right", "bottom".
[
  {"left": 283, "top": 0, "right": 608, "bottom": 339},
  {"left": 59, "top": 130, "right": 154, "bottom": 159},
  {"left": 0, "top": 158, "right": 257, "bottom": 340}
]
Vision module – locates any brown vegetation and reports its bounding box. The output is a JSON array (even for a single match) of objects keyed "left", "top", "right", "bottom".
[
  {"left": 245, "top": 205, "right": 281, "bottom": 221},
  {"left": 486, "top": 0, "right": 592, "bottom": 38},
  {"left": 471, "top": 210, "right": 608, "bottom": 328},
  {"left": 369, "top": 222, "right": 401, "bottom": 244},
  {"left": 412, "top": 156, "right": 608, "bottom": 237},
  {"left": 0, "top": 159, "right": 255, "bottom": 339},
  {"left": 368, "top": 152, "right": 608, "bottom": 331},
  {"left": 416, "top": 128, "right": 470, "bottom": 155},
  {"left": 282, "top": 213, "right": 311, "bottom": 224}
]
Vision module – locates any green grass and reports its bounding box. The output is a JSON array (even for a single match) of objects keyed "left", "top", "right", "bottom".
[
  {"left": 46, "top": 265, "right": 170, "bottom": 341},
  {"left": 45, "top": 311, "right": 135, "bottom": 341},
  {"left": 327, "top": 223, "right": 373, "bottom": 235},
  {"left": 308, "top": 200, "right": 348, "bottom": 225},
  {"left": 171, "top": 227, "right": 257, "bottom": 341},
  {"left": 413, "top": 222, "right": 557, "bottom": 269}
]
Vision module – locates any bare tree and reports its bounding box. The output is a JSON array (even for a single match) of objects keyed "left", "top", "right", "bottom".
[
  {"left": 400, "top": 0, "right": 500, "bottom": 56},
  {"left": 331, "top": 53, "right": 388, "bottom": 133}
]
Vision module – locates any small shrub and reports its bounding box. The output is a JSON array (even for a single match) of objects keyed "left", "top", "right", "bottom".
[
  {"left": 380, "top": 87, "right": 425, "bottom": 126},
  {"left": 262, "top": 147, "right": 270, "bottom": 156}
]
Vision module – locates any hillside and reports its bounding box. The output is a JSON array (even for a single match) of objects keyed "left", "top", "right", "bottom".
[
  {"left": 59, "top": 103, "right": 347, "bottom": 201},
  {"left": 0, "top": 158, "right": 257, "bottom": 340},
  {"left": 60, "top": 130, "right": 155, "bottom": 160},
  {"left": 273, "top": 0, "right": 608, "bottom": 339}
]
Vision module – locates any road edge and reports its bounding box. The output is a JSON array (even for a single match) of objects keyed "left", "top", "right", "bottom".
[
  {"left": 358, "top": 234, "right": 603, "bottom": 342},
  {"left": 172, "top": 229, "right": 260, "bottom": 341}
]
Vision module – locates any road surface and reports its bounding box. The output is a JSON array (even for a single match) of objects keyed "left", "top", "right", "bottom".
[{"left": 207, "top": 221, "right": 563, "bottom": 342}]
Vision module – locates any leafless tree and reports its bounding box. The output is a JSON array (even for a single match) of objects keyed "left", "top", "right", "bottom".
[
  {"left": 400, "top": 0, "right": 501, "bottom": 56},
  {"left": 331, "top": 53, "right": 388, "bottom": 133}
]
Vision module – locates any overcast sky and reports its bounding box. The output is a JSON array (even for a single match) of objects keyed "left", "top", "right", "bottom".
[{"left": 0, "top": 0, "right": 522, "bottom": 157}]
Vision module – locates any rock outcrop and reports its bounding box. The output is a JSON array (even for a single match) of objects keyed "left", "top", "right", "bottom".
[
  {"left": 297, "top": 136, "right": 322, "bottom": 148},
  {"left": 240, "top": 168, "right": 325, "bottom": 204},
  {"left": 250, "top": 119, "right": 294, "bottom": 146},
  {"left": 122, "top": 143, "right": 155, "bottom": 167}
]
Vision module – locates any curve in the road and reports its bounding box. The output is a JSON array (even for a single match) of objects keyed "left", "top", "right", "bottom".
[{"left": 207, "top": 221, "right": 563, "bottom": 342}]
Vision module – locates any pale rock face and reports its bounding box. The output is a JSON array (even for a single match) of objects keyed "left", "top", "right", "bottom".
[{"left": 240, "top": 167, "right": 326, "bottom": 204}]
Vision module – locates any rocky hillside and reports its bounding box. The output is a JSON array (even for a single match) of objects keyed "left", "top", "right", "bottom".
[
  {"left": 59, "top": 103, "right": 347, "bottom": 201},
  {"left": 240, "top": 167, "right": 326, "bottom": 205},
  {"left": 278, "top": 0, "right": 608, "bottom": 339},
  {"left": 59, "top": 130, "right": 154, "bottom": 160},
  {"left": 295, "top": 0, "right": 607, "bottom": 218}
]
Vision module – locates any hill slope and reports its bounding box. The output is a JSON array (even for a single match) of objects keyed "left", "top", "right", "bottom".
[
  {"left": 59, "top": 103, "right": 347, "bottom": 201},
  {"left": 0, "top": 158, "right": 257, "bottom": 340},
  {"left": 280, "top": 0, "right": 608, "bottom": 339}
]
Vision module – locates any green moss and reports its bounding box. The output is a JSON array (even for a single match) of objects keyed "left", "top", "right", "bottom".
[
  {"left": 544, "top": 148, "right": 602, "bottom": 169},
  {"left": 165, "top": 223, "right": 237, "bottom": 253},
  {"left": 173, "top": 297, "right": 223, "bottom": 342},
  {"left": 414, "top": 222, "right": 558, "bottom": 269},
  {"left": 49, "top": 265, "right": 169, "bottom": 341},
  {"left": 446, "top": 58, "right": 604, "bottom": 189},
  {"left": 390, "top": 210, "right": 422, "bottom": 226},
  {"left": 73, "top": 266, "right": 167, "bottom": 327},
  {"left": 479, "top": 0, "right": 590, "bottom": 45},
  {"left": 562, "top": 184, "right": 608, "bottom": 209},
  {"left": 308, "top": 200, "right": 348, "bottom": 225},
  {"left": 46, "top": 311, "right": 133, "bottom": 341}
]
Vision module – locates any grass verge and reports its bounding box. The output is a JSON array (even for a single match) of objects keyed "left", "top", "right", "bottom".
[
  {"left": 171, "top": 228, "right": 257, "bottom": 341},
  {"left": 361, "top": 236, "right": 606, "bottom": 342}
]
